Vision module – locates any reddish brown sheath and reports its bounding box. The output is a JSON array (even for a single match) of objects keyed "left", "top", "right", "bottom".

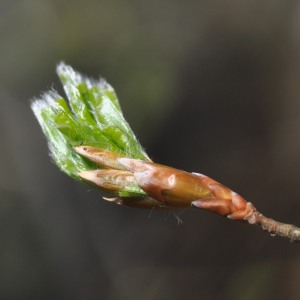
[
  {"left": 118, "top": 158, "right": 255, "bottom": 219},
  {"left": 117, "top": 158, "right": 212, "bottom": 207}
]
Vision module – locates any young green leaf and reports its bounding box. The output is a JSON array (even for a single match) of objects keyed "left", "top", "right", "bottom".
[{"left": 31, "top": 62, "right": 149, "bottom": 197}]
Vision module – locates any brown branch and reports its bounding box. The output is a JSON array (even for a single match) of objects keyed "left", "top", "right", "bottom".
[{"left": 245, "top": 209, "right": 300, "bottom": 242}]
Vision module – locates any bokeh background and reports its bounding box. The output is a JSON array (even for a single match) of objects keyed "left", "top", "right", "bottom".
[{"left": 1, "top": 1, "right": 300, "bottom": 299}]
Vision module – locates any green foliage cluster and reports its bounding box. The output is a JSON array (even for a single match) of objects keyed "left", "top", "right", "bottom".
[{"left": 31, "top": 63, "right": 150, "bottom": 180}]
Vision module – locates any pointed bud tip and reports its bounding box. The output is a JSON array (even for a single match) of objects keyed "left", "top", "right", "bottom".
[
  {"left": 78, "top": 170, "right": 98, "bottom": 182},
  {"left": 191, "top": 200, "right": 202, "bottom": 208},
  {"left": 103, "top": 197, "right": 118, "bottom": 202},
  {"left": 75, "top": 146, "right": 127, "bottom": 170},
  {"left": 103, "top": 197, "right": 123, "bottom": 205},
  {"left": 74, "top": 146, "right": 89, "bottom": 155}
]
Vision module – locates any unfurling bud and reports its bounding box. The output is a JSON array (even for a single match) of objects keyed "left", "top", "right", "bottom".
[{"left": 76, "top": 147, "right": 256, "bottom": 220}]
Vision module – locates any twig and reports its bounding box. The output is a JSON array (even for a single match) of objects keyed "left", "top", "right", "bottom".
[{"left": 245, "top": 209, "right": 300, "bottom": 242}]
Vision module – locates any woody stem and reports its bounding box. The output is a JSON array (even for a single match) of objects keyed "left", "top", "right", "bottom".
[{"left": 245, "top": 210, "right": 300, "bottom": 242}]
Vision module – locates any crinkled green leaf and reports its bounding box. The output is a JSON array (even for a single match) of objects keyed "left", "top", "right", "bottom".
[{"left": 31, "top": 63, "right": 149, "bottom": 197}]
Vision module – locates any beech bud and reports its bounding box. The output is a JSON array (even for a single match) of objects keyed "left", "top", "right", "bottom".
[{"left": 118, "top": 158, "right": 212, "bottom": 207}]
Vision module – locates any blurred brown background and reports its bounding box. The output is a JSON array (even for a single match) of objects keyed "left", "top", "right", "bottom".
[{"left": 1, "top": 1, "right": 300, "bottom": 299}]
